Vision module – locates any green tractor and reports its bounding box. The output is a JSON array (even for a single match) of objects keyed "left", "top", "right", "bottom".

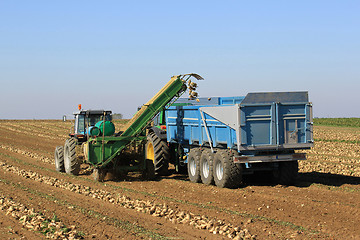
[
  {"left": 54, "top": 74, "right": 203, "bottom": 181},
  {"left": 54, "top": 109, "right": 114, "bottom": 176}
]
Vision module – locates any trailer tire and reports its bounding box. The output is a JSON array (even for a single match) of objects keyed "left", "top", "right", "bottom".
[
  {"left": 64, "top": 138, "right": 80, "bottom": 175},
  {"left": 54, "top": 146, "right": 65, "bottom": 172},
  {"left": 213, "top": 150, "right": 242, "bottom": 188},
  {"left": 187, "top": 148, "right": 202, "bottom": 183},
  {"left": 200, "top": 149, "right": 214, "bottom": 185},
  {"left": 146, "top": 132, "right": 170, "bottom": 176},
  {"left": 277, "top": 160, "right": 298, "bottom": 185}
]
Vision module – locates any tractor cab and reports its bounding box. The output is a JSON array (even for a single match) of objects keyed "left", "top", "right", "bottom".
[{"left": 71, "top": 110, "right": 112, "bottom": 142}]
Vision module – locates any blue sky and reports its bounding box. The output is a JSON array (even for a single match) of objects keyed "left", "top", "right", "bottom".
[{"left": 0, "top": 1, "right": 359, "bottom": 119}]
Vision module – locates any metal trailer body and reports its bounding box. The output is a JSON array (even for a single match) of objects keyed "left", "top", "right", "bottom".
[{"left": 165, "top": 92, "right": 313, "bottom": 185}]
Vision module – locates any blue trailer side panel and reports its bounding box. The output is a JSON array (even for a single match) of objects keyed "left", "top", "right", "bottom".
[
  {"left": 166, "top": 93, "right": 313, "bottom": 152},
  {"left": 240, "top": 104, "right": 276, "bottom": 146},
  {"left": 166, "top": 105, "right": 237, "bottom": 147}
]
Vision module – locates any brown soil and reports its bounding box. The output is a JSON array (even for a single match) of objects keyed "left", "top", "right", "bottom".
[{"left": 0, "top": 120, "right": 359, "bottom": 239}]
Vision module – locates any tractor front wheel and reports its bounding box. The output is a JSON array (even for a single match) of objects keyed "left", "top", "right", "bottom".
[
  {"left": 54, "top": 146, "right": 65, "bottom": 172},
  {"left": 64, "top": 138, "right": 80, "bottom": 175}
]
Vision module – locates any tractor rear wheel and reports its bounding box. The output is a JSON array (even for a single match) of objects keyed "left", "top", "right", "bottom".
[
  {"left": 145, "top": 132, "right": 170, "bottom": 176},
  {"left": 64, "top": 138, "right": 80, "bottom": 175},
  {"left": 54, "top": 146, "right": 65, "bottom": 172},
  {"left": 187, "top": 148, "right": 202, "bottom": 183},
  {"left": 213, "top": 150, "right": 242, "bottom": 188}
]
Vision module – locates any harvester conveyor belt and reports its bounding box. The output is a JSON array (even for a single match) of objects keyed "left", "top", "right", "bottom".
[
  {"left": 87, "top": 74, "right": 203, "bottom": 168},
  {"left": 121, "top": 74, "right": 202, "bottom": 137}
]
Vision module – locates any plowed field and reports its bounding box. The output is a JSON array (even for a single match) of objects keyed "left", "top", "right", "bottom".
[{"left": 0, "top": 120, "right": 359, "bottom": 239}]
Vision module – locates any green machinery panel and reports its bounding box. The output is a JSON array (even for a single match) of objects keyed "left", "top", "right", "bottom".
[{"left": 86, "top": 74, "right": 202, "bottom": 168}]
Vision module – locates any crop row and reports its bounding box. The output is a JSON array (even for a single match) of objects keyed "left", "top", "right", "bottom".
[
  {"left": 0, "top": 125, "right": 62, "bottom": 140},
  {"left": 0, "top": 123, "right": 67, "bottom": 140},
  {"left": 0, "top": 144, "right": 53, "bottom": 164},
  {"left": 1, "top": 121, "right": 69, "bottom": 133},
  {"left": 314, "top": 127, "right": 360, "bottom": 142},
  {"left": 0, "top": 193, "right": 81, "bottom": 239},
  {"left": 0, "top": 160, "right": 255, "bottom": 240}
]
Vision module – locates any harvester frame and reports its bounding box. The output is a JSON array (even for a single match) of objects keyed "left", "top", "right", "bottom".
[{"left": 54, "top": 74, "right": 203, "bottom": 181}]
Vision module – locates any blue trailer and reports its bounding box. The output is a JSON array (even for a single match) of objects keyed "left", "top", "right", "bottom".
[{"left": 148, "top": 91, "right": 313, "bottom": 188}]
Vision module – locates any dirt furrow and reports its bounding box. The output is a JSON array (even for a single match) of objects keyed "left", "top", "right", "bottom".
[
  {"left": 0, "top": 144, "right": 53, "bottom": 164},
  {"left": 0, "top": 163, "right": 238, "bottom": 240},
  {"left": 300, "top": 159, "right": 360, "bottom": 177},
  {"left": 3, "top": 140, "right": 360, "bottom": 196},
  {"left": 2, "top": 144, "right": 360, "bottom": 238},
  {"left": 0, "top": 149, "right": 341, "bottom": 239},
  {"left": 1, "top": 121, "right": 360, "bottom": 239},
  {"left": 0, "top": 176, "right": 158, "bottom": 240},
  {"left": 0, "top": 159, "right": 255, "bottom": 239},
  {"left": 0, "top": 125, "right": 61, "bottom": 140},
  {"left": 0, "top": 192, "right": 82, "bottom": 239}
]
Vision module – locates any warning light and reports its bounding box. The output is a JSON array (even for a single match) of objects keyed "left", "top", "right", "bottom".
[{"left": 78, "top": 104, "right": 82, "bottom": 110}]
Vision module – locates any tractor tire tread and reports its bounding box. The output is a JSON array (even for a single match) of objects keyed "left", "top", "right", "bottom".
[
  {"left": 147, "top": 132, "right": 170, "bottom": 175},
  {"left": 187, "top": 148, "right": 202, "bottom": 183},
  {"left": 55, "top": 146, "right": 65, "bottom": 172},
  {"left": 214, "top": 150, "right": 242, "bottom": 189},
  {"left": 200, "top": 149, "right": 214, "bottom": 185},
  {"left": 64, "top": 138, "right": 80, "bottom": 175}
]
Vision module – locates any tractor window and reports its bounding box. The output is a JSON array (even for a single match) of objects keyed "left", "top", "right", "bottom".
[
  {"left": 87, "top": 114, "right": 112, "bottom": 126},
  {"left": 75, "top": 115, "right": 85, "bottom": 134},
  {"left": 88, "top": 115, "right": 101, "bottom": 126}
]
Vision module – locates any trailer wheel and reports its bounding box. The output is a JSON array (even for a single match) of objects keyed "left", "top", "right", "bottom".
[
  {"left": 200, "top": 149, "right": 214, "bottom": 185},
  {"left": 145, "top": 132, "right": 170, "bottom": 175},
  {"left": 54, "top": 146, "right": 65, "bottom": 172},
  {"left": 213, "top": 150, "right": 242, "bottom": 188},
  {"left": 187, "top": 148, "right": 202, "bottom": 183},
  {"left": 277, "top": 160, "right": 298, "bottom": 185},
  {"left": 64, "top": 138, "right": 80, "bottom": 175}
]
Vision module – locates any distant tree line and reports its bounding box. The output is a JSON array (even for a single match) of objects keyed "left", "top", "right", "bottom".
[{"left": 112, "top": 113, "right": 123, "bottom": 119}]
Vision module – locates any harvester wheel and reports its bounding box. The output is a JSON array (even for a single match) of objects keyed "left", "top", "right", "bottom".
[
  {"left": 64, "top": 138, "right": 80, "bottom": 175},
  {"left": 200, "top": 149, "right": 214, "bottom": 185},
  {"left": 142, "top": 159, "right": 156, "bottom": 180},
  {"left": 93, "top": 168, "right": 106, "bottom": 182},
  {"left": 54, "top": 146, "right": 65, "bottom": 172},
  {"left": 187, "top": 148, "right": 202, "bottom": 183},
  {"left": 213, "top": 150, "right": 242, "bottom": 188},
  {"left": 145, "top": 132, "right": 170, "bottom": 176},
  {"left": 276, "top": 160, "right": 299, "bottom": 185}
]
